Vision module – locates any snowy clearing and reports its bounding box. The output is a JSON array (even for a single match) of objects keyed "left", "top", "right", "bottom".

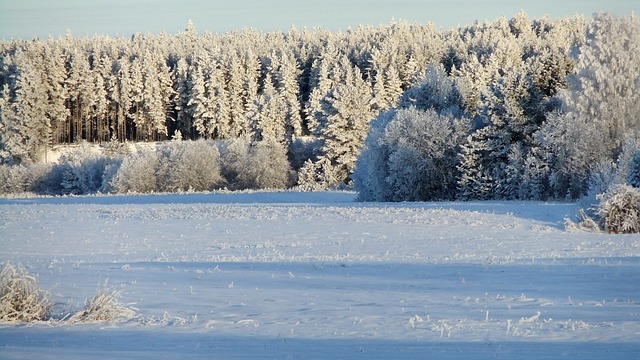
[{"left": 1, "top": 191, "right": 639, "bottom": 359}]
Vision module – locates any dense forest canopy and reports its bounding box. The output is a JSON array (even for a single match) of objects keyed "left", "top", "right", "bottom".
[{"left": 1, "top": 12, "right": 639, "bottom": 204}]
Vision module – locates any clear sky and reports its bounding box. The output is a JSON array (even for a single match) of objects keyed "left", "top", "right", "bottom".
[{"left": 0, "top": 0, "right": 638, "bottom": 40}]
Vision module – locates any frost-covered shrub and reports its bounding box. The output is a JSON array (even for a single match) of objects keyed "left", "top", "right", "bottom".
[
  {"left": 110, "top": 149, "right": 160, "bottom": 193},
  {"left": 0, "top": 163, "right": 59, "bottom": 195},
  {"left": 27, "top": 163, "right": 60, "bottom": 195},
  {"left": 220, "top": 138, "right": 291, "bottom": 190},
  {"left": 111, "top": 140, "right": 227, "bottom": 193},
  {"left": 242, "top": 138, "right": 292, "bottom": 189},
  {"left": 219, "top": 138, "right": 250, "bottom": 189},
  {"left": 59, "top": 142, "right": 109, "bottom": 195},
  {"left": 296, "top": 158, "right": 339, "bottom": 191},
  {"left": 98, "top": 157, "right": 123, "bottom": 193},
  {"left": 597, "top": 185, "right": 640, "bottom": 233},
  {"left": 354, "top": 108, "right": 468, "bottom": 201},
  {"left": 352, "top": 110, "right": 395, "bottom": 201},
  {"left": 0, "top": 164, "right": 30, "bottom": 194},
  {"left": 578, "top": 161, "right": 620, "bottom": 215},
  {"left": 535, "top": 111, "right": 610, "bottom": 199},
  {"left": 0, "top": 263, "right": 50, "bottom": 323},
  {"left": 158, "top": 140, "right": 223, "bottom": 192}
]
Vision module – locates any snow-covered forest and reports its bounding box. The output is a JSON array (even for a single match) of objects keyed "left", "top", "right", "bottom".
[{"left": 1, "top": 12, "right": 640, "bottom": 205}]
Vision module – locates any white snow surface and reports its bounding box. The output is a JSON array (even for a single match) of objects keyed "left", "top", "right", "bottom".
[{"left": 1, "top": 191, "right": 639, "bottom": 359}]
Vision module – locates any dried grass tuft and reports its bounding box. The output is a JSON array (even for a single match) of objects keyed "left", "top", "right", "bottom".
[
  {"left": 0, "top": 262, "right": 50, "bottom": 323},
  {"left": 564, "top": 209, "right": 602, "bottom": 233},
  {"left": 68, "top": 288, "right": 136, "bottom": 323}
]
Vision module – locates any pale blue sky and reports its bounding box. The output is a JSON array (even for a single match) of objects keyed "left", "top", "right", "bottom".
[{"left": 0, "top": 0, "right": 638, "bottom": 40}]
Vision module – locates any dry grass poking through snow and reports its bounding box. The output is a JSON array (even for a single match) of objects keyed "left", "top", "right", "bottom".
[
  {"left": 67, "top": 287, "right": 137, "bottom": 323},
  {"left": 1, "top": 262, "right": 136, "bottom": 324},
  {"left": 0, "top": 263, "right": 50, "bottom": 323}
]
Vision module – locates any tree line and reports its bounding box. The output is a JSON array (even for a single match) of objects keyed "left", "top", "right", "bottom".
[{"left": 1, "top": 12, "right": 639, "bottom": 203}]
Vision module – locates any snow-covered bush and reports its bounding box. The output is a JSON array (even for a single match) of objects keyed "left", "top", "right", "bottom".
[
  {"left": 354, "top": 108, "right": 468, "bottom": 201},
  {"left": 241, "top": 138, "right": 292, "bottom": 189},
  {"left": 0, "top": 164, "right": 30, "bottom": 194},
  {"left": 98, "top": 157, "right": 123, "bottom": 193},
  {"left": 0, "top": 263, "right": 50, "bottom": 323},
  {"left": 535, "top": 111, "right": 611, "bottom": 199},
  {"left": 110, "top": 149, "right": 161, "bottom": 193},
  {"left": 220, "top": 138, "right": 292, "bottom": 190},
  {"left": 68, "top": 287, "right": 136, "bottom": 323},
  {"left": 27, "top": 163, "right": 61, "bottom": 195},
  {"left": 352, "top": 110, "right": 395, "bottom": 201},
  {"left": 597, "top": 185, "right": 640, "bottom": 233},
  {"left": 296, "top": 157, "right": 339, "bottom": 191},
  {"left": 577, "top": 161, "right": 619, "bottom": 215},
  {"left": 157, "top": 140, "right": 223, "bottom": 192},
  {"left": 110, "top": 140, "right": 224, "bottom": 193},
  {"left": 219, "top": 138, "right": 251, "bottom": 189},
  {"left": 578, "top": 137, "right": 640, "bottom": 212},
  {"left": 0, "top": 163, "right": 59, "bottom": 195},
  {"left": 59, "top": 142, "right": 109, "bottom": 195}
]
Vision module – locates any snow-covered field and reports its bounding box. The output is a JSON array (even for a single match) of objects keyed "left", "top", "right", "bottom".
[{"left": 1, "top": 191, "right": 639, "bottom": 359}]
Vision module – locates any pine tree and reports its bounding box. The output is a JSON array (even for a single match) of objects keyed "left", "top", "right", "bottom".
[
  {"left": 172, "top": 57, "right": 192, "bottom": 138},
  {"left": 65, "top": 48, "right": 93, "bottom": 142},
  {"left": 370, "top": 70, "right": 388, "bottom": 111},
  {"left": 42, "top": 41, "right": 70, "bottom": 146},
  {"left": 247, "top": 73, "right": 287, "bottom": 144},
  {"left": 457, "top": 132, "right": 494, "bottom": 200},
  {"left": 274, "top": 51, "right": 303, "bottom": 141},
  {"left": 451, "top": 54, "right": 488, "bottom": 115},
  {"left": 187, "top": 60, "right": 214, "bottom": 139},
  {"left": 206, "top": 59, "right": 231, "bottom": 139},
  {"left": 0, "top": 84, "right": 22, "bottom": 164},
  {"left": 127, "top": 57, "right": 145, "bottom": 141},
  {"left": 317, "top": 64, "right": 375, "bottom": 184},
  {"left": 470, "top": 66, "right": 547, "bottom": 199},
  {"left": 140, "top": 50, "right": 172, "bottom": 140},
  {"left": 304, "top": 46, "right": 340, "bottom": 135},
  {"left": 113, "top": 59, "right": 132, "bottom": 141},
  {"left": 225, "top": 53, "right": 249, "bottom": 137},
  {"left": 0, "top": 55, "right": 50, "bottom": 164},
  {"left": 90, "top": 54, "right": 109, "bottom": 142},
  {"left": 383, "top": 67, "right": 404, "bottom": 108}
]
